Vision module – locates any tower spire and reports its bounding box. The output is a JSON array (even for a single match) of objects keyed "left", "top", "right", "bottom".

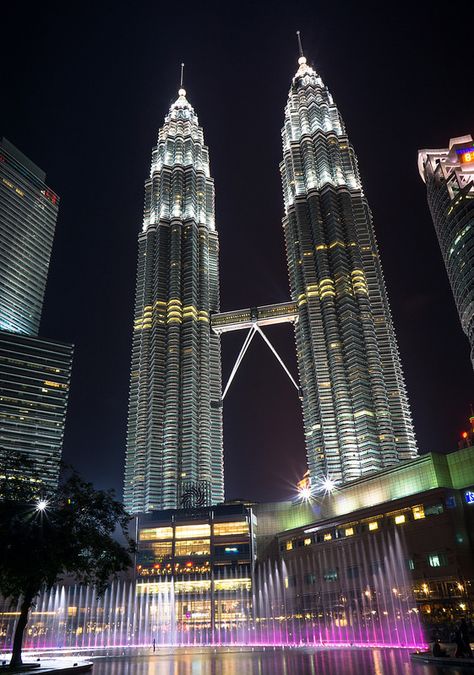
[
  {"left": 180, "top": 62, "right": 184, "bottom": 89},
  {"left": 296, "top": 30, "right": 304, "bottom": 59}
]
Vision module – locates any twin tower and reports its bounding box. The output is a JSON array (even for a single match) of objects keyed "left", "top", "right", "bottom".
[{"left": 124, "top": 52, "right": 417, "bottom": 515}]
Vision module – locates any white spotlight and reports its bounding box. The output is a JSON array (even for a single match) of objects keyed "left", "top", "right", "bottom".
[
  {"left": 321, "top": 476, "right": 336, "bottom": 494},
  {"left": 36, "top": 499, "right": 49, "bottom": 512},
  {"left": 298, "top": 486, "right": 312, "bottom": 501}
]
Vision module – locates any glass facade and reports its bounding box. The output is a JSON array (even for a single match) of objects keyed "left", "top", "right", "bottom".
[
  {"left": 124, "top": 88, "right": 223, "bottom": 514},
  {"left": 135, "top": 505, "right": 256, "bottom": 635},
  {"left": 418, "top": 135, "right": 474, "bottom": 369},
  {"left": 0, "top": 138, "right": 59, "bottom": 336},
  {"left": 0, "top": 138, "right": 72, "bottom": 487},
  {"left": 280, "top": 54, "right": 417, "bottom": 487},
  {"left": 0, "top": 331, "right": 73, "bottom": 488}
]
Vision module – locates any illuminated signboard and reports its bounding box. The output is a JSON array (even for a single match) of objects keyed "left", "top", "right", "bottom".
[
  {"left": 456, "top": 146, "right": 474, "bottom": 165},
  {"left": 465, "top": 491, "right": 474, "bottom": 504}
]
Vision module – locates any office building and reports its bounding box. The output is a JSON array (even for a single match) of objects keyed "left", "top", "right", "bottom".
[
  {"left": 124, "top": 87, "right": 223, "bottom": 514},
  {"left": 418, "top": 135, "right": 474, "bottom": 369},
  {"left": 0, "top": 138, "right": 59, "bottom": 336},
  {"left": 0, "top": 332, "right": 73, "bottom": 486},
  {"left": 0, "top": 138, "right": 72, "bottom": 487},
  {"left": 281, "top": 51, "right": 417, "bottom": 487}
]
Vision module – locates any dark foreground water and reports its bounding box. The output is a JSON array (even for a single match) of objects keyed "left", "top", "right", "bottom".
[{"left": 89, "top": 649, "right": 459, "bottom": 675}]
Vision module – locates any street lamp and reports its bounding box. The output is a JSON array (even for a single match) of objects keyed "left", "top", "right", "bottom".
[{"left": 36, "top": 499, "right": 49, "bottom": 512}]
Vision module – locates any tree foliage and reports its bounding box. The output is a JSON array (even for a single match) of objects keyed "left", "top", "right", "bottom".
[{"left": 0, "top": 452, "right": 135, "bottom": 666}]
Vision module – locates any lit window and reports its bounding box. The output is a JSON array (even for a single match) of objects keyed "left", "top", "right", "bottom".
[
  {"left": 368, "top": 521, "right": 379, "bottom": 531},
  {"left": 323, "top": 569, "right": 338, "bottom": 582},
  {"left": 175, "top": 524, "right": 210, "bottom": 539},
  {"left": 214, "top": 578, "right": 251, "bottom": 592},
  {"left": 213, "top": 521, "right": 249, "bottom": 536},
  {"left": 139, "top": 527, "right": 173, "bottom": 541},
  {"left": 286, "top": 540, "right": 293, "bottom": 551},
  {"left": 345, "top": 528, "right": 354, "bottom": 537},
  {"left": 304, "top": 538, "right": 312, "bottom": 546},
  {"left": 428, "top": 553, "right": 447, "bottom": 568},
  {"left": 425, "top": 504, "right": 444, "bottom": 516},
  {"left": 323, "top": 533, "right": 332, "bottom": 541},
  {"left": 412, "top": 505, "right": 425, "bottom": 520},
  {"left": 175, "top": 539, "right": 210, "bottom": 556},
  {"left": 394, "top": 514, "right": 406, "bottom": 525}
]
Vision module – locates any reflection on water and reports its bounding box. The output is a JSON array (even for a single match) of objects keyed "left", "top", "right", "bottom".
[{"left": 90, "top": 649, "right": 454, "bottom": 675}]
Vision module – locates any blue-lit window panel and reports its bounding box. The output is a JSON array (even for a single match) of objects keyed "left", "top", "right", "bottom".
[
  {"left": 428, "top": 553, "right": 448, "bottom": 568},
  {"left": 465, "top": 490, "right": 474, "bottom": 504},
  {"left": 323, "top": 569, "right": 338, "bottom": 582}
]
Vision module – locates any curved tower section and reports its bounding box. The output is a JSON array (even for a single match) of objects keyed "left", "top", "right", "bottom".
[
  {"left": 124, "top": 87, "right": 223, "bottom": 513},
  {"left": 418, "top": 136, "right": 474, "bottom": 370},
  {"left": 281, "top": 54, "right": 417, "bottom": 487}
]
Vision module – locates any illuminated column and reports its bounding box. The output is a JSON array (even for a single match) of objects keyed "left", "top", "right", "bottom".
[
  {"left": 124, "top": 88, "right": 223, "bottom": 514},
  {"left": 418, "top": 136, "right": 474, "bottom": 370},
  {"left": 281, "top": 52, "right": 417, "bottom": 487}
]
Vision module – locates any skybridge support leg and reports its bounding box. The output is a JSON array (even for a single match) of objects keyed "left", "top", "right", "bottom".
[
  {"left": 222, "top": 326, "right": 256, "bottom": 400},
  {"left": 221, "top": 322, "right": 300, "bottom": 400},
  {"left": 254, "top": 324, "right": 300, "bottom": 392}
]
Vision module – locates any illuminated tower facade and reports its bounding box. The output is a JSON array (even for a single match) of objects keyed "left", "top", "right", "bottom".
[
  {"left": 418, "top": 135, "right": 474, "bottom": 370},
  {"left": 281, "top": 53, "right": 417, "bottom": 486},
  {"left": 124, "top": 87, "right": 223, "bottom": 514}
]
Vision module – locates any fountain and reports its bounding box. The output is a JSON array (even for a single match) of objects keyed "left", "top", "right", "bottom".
[{"left": 0, "top": 526, "right": 426, "bottom": 652}]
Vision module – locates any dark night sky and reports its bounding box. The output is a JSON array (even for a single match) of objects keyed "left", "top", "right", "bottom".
[{"left": 2, "top": 1, "right": 473, "bottom": 503}]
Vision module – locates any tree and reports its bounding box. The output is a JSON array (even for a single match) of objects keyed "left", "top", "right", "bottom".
[{"left": 0, "top": 453, "right": 135, "bottom": 668}]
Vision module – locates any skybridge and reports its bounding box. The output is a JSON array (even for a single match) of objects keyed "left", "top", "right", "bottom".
[
  {"left": 211, "top": 301, "right": 298, "bottom": 334},
  {"left": 211, "top": 302, "right": 301, "bottom": 401}
]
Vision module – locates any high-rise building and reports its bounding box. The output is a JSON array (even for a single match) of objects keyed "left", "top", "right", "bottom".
[
  {"left": 418, "top": 135, "right": 474, "bottom": 369},
  {"left": 124, "top": 87, "right": 223, "bottom": 514},
  {"left": 0, "top": 332, "right": 73, "bottom": 486},
  {"left": 281, "top": 52, "right": 417, "bottom": 486},
  {"left": 0, "top": 138, "right": 73, "bottom": 488},
  {"left": 0, "top": 138, "right": 59, "bottom": 336}
]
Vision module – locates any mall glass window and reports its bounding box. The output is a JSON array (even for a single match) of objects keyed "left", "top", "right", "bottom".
[
  {"left": 175, "top": 539, "right": 210, "bottom": 556},
  {"left": 213, "top": 521, "right": 249, "bottom": 536},
  {"left": 323, "top": 569, "right": 338, "bottom": 582},
  {"left": 347, "top": 565, "right": 359, "bottom": 579},
  {"left": 139, "top": 527, "right": 173, "bottom": 541},
  {"left": 425, "top": 504, "right": 444, "bottom": 516},
  {"left": 175, "top": 524, "right": 211, "bottom": 539},
  {"left": 428, "top": 553, "right": 447, "bottom": 568}
]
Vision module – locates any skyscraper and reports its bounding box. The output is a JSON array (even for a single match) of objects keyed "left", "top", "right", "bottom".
[
  {"left": 124, "top": 87, "right": 223, "bottom": 514},
  {"left": 0, "top": 138, "right": 73, "bottom": 487},
  {"left": 0, "top": 332, "right": 73, "bottom": 487},
  {"left": 281, "top": 51, "right": 417, "bottom": 486},
  {"left": 0, "top": 138, "right": 58, "bottom": 336},
  {"left": 418, "top": 135, "right": 474, "bottom": 369}
]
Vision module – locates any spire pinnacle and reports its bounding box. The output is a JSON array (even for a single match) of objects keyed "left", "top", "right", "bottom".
[
  {"left": 179, "top": 63, "right": 186, "bottom": 97},
  {"left": 296, "top": 30, "right": 306, "bottom": 65}
]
